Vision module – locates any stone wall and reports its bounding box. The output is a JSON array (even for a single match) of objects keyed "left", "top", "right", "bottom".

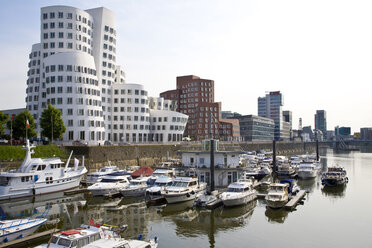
[{"left": 62, "top": 141, "right": 326, "bottom": 172}]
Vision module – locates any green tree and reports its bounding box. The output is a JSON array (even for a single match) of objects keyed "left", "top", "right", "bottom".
[
  {"left": 0, "top": 111, "right": 8, "bottom": 136},
  {"left": 40, "top": 104, "right": 66, "bottom": 141},
  {"left": 6, "top": 110, "right": 36, "bottom": 139}
]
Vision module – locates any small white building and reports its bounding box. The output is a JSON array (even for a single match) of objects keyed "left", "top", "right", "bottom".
[{"left": 180, "top": 140, "right": 244, "bottom": 187}]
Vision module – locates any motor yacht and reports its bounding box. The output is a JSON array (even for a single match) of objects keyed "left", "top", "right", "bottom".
[
  {"left": 276, "top": 163, "right": 297, "bottom": 178},
  {"left": 265, "top": 183, "right": 289, "bottom": 209},
  {"left": 297, "top": 161, "right": 320, "bottom": 179},
  {"left": 146, "top": 176, "right": 173, "bottom": 203},
  {"left": 0, "top": 140, "right": 87, "bottom": 200},
  {"left": 34, "top": 223, "right": 158, "bottom": 248},
  {"left": 120, "top": 177, "right": 150, "bottom": 197},
  {"left": 220, "top": 179, "right": 257, "bottom": 207},
  {"left": 87, "top": 171, "right": 131, "bottom": 197},
  {"left": 85, "top": 164, "right": 119, "bottom": 185},
  {"left": 161, "top": 177, "right": 207, "bottom": 204},
  {"left": 321, "top": 166, "right": 348, "bottom": 187}
]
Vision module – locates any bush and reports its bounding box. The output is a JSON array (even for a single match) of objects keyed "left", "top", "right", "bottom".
[{"left": 0, "top": 144, "right": 68, "bottom": 161}]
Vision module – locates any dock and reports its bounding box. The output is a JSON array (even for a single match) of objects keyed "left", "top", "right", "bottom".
[
  {"left": 284, "top": 190, "right": 306, "bottom": 210},
  {"left": 64, "top": 187, "right": 89, "bottom": 195},
  {"left": 0, "top": 229, "right": 60, "bottom": 248}
]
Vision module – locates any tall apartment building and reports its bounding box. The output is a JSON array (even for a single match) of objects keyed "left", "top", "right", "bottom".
[
  {"left": 160, "top": 75, "right": 240, "bottom": 141},
  {"left": 25, "top": 6, "right": 187, "bottom": 145},
  {"left": 258, "top": 91, "right": 289, "bottom": 140},
  {"left": 314, "top": 110, "right": 327, "bottom": 139}
]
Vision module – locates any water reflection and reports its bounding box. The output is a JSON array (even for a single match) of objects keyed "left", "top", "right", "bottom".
[
  {"left": 297, "top": 178, "right": 318, "bottom": 193},
  {"left": 321, "top": 184, "right": 347, "bottom": 199},
  {"left": 264, "top": 207, "right": 289, "bottom": 224}
]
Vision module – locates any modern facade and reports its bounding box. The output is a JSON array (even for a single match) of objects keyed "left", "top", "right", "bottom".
[
  {"left": 25, "top": 6, "right": 187, "bottom": 145},
  {"left": 236, "top": 115, "right": 275, "bottom": 141},
  {"left": 360, "top": 128, "right": 372, "bottom": 140},
  {"left": 314, "top": 110, "right": 327, "bottom": 140},
  {"left": 258, "top": 91, "right": 290, "bottom": 140},
  {"left": 283, "top": 110, "right": 292, "bottom": 140},
  {"left": 160, "top": 75, "right": 240, "bottom": 141}
]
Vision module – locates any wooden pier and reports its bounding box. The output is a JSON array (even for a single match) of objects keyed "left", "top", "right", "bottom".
[
  {"left": 0, "top": 229, "right": 60, "bottom": 248},
  {"left": 284, "top": 190, "right": 306, "bottom": 210}
]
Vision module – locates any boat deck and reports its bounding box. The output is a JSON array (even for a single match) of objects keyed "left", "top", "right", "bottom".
[{"left": 0, "top": 229, "right": 60, "bottom": 248}]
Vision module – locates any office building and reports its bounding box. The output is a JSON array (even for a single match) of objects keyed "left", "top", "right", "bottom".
[
  {"left": 258, "top": 91, "right": 289, "bottom": 140},
  {"left": 360, "top": 128, "right": 372, "bottom": 140},
  {"left": 237, "top": 115, "right": 275, "bottom": 141},
  {"left": 315, "top": 110, "right": 327, "bottom": 140}
]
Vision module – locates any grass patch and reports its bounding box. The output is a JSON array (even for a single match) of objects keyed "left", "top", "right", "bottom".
[{"left": 0, "top": 145, "right": 69, "bottom": 161}]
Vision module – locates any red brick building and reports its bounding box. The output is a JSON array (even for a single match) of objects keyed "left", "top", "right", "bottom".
[{"left": 160, "top": 75, "right": 240, "bottom": 141}]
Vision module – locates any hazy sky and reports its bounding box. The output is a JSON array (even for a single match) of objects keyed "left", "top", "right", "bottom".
[{"left": 1, "top": 0, "right": 371, "bottom": 133}]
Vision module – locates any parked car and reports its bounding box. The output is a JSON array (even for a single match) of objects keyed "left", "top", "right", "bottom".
[
  {"left": 104, "top": 140, "right": 112, "bottom": 146},
  {"left": 72, "top": 140, "right": 88, "bottom": 146}
]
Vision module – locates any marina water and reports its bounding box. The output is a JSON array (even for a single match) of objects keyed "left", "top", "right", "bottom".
[{"left": 1, "top": 148, "right": 371, "bottom": 248}]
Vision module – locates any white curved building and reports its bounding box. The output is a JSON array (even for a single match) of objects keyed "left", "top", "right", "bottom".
[
  {"left": 26, "top": 6, "right": 117, "bottom": 145},
  {"left": 26, "top": 5, "right": 187, "bottom": 145}
]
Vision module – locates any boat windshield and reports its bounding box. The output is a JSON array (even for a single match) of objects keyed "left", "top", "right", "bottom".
[
  {"left": 57, "top": 238, "right": 72, "bottom": 246},
  {"left": 100, "top": 178, "right": 120, "bottom": 183},
  {"left": 171, "top": 181, "right": 189, "bottom": 187},
  {"left": 51, "top": 236, "right": 58, "bottom": 244},
  {"left": 268, "top": 195, "right": 282, "bottom": 200},
  {"left": 227, "top": 188, "right": 244, "bottom": 192}
]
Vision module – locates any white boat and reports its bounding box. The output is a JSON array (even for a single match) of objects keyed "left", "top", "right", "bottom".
[
  {"left": 297, "top": 161, "right": 320, "bottom": 179},
  {"left": 120, "top": 177, "right": 150, "bottom": 197},
  {"left": 0, "top": 214, "right": 47, "bottom": 243},
  {"left": 321, "top": 166, "right": 348, "bottom": 187},
  {"left": 161, "top": 177, "right": 207, "bottom": 204},
  {"left": 34, "top": 224, "right": 158, "bottom": 248},
  {"left": 87, "top": 171, "right": 131, "bottom": 197},
  {"left": 147, "top": 168, "right": 175, "bottom": 186},
  {"left": 276, "top": 163, "right": 297, "bottom": 178},
  {"left": 146, "top": 176, "right": 173, "bottom": 203},
  {"left": 86, "top": 164, "right": 119, "bottom": 185},
  {"left": 220, "top": 179, "right": 257, "bottom": 207},
  {"left": 194, "top": 190, "right": 223, "bottom": 209},
  {"left": 265, "top": 183, "right": 289, "bottom": 209},
  {"left": 0, "top": 140, "right": 87, "bottom": 201}
]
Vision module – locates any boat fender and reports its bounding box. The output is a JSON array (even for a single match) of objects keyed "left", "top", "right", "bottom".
[
  {"left": 137, "top": 234, "right": 143, "bottom": 240},
  {"left": 191, "top": 191, "right": 195, "bottom": 195},
  {"left": 346, "top": 177, "right": 349, "bottom": 182},
  {"left": 17, "top": 234, "right": 24, "bottom": 239},
  {"left": 4, "top": 238, "right": 8, "bottom": 243},
  {"left": 186, "top": 193, "right": 190, "bottom": 197},
  {"left": 155, "top": 236, "right": 158, "bottom": 243}
]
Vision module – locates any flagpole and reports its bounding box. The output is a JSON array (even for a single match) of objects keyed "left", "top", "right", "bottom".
[
  {"left": 26, "top": 119, "right": 28, "bottom": 142},
  {"left": 10, "top": 115, "right": 13, "bottom": 146}
]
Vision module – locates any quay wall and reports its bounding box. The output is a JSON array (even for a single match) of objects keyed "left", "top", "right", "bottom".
[{"left": 64, "top": 141, "right": 326, "bottom": 172}]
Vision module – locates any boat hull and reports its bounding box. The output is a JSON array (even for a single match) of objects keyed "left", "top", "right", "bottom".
[
  {"left": 164, "top": 189, "right": 205, "bottom": 204},
  {"left": 322, "top": 178, "right": 348, "bottom": 187},
  {"left": 0, "top": 174, "right": 85, "bottom": 201},
  {"left": 120, "top": 187, "right": 147, "bottom": 197},
  {"left": 222, "top": 192, "right": 257, "bottom": 207},
  {"left": 266, "top": 199, "right": 288, "bottom": 209},
  {"left": 0, "top": 218, "right": 47, "bottom": 243}
]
